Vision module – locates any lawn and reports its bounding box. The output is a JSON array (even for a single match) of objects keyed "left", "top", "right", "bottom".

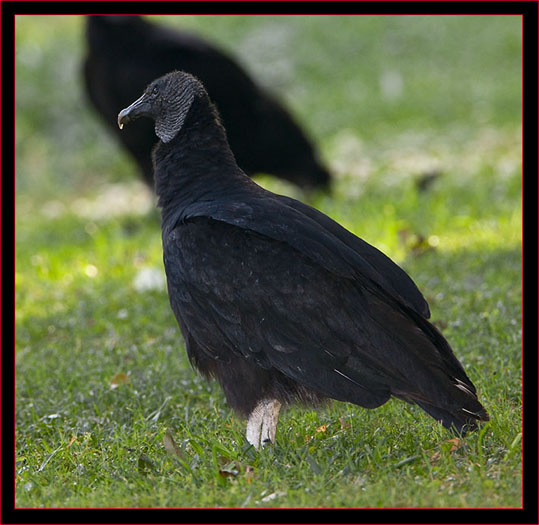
[{"left": 15, "top": 15, "right": 522, "bottom": 508}]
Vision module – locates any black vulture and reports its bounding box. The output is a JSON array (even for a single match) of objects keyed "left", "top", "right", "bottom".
[
  {"left": 118, "top": 71, "right": 489, "bottom": 448},
  {"left": 84, "top": 15, "right": 331, "bottom": 191}
]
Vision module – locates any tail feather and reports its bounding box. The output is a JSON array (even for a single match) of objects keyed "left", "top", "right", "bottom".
[
  {"left": 395, "top": 377, "right": 489, "bottom": 433},
  {"left": 414, "top": 398, "right": 489, "bottom": 433},
  {"left": 366, "top": 294, "right": 490, "bottom": 432}
]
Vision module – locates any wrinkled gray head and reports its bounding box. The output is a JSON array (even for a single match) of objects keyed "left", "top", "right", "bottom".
[{"left": 118, "top": 70, "right": 205, "bottom": 143}]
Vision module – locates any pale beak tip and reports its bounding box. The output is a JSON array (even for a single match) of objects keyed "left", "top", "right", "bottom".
[{"left": 117, "top": 107, "right": 130, "bottom": 129}]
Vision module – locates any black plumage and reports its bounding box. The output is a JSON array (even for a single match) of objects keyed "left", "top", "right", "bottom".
[
  {"left": 84, "top": 15, "right": 331, "bottom": 190},
  {"left": 118, "top": 71, "right": 488, "bottom": 447}
]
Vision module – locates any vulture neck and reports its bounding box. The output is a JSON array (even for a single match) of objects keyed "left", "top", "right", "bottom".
[{"left": 153, "top": 94, "right": 248, "bottom": 224}]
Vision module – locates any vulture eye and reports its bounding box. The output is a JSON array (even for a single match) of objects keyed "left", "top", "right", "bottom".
[{"left": 151, "top": 86, "right": 159, "bottom": 98}]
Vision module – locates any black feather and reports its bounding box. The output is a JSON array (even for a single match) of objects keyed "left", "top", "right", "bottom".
[
  {"left": 118, "top": 71, "right": 489, "bottom": 437},
  {"left": 84, "top": 15, "right": 331, "bottom": 190}
]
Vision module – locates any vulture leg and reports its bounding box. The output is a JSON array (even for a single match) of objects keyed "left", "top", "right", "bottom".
[{"left": 246, "top": 399, "right": 282, "bottom": 449}]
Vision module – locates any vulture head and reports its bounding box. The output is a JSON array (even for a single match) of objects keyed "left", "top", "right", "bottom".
[{"left": 118, "top": 70, "right": 205, "bottom": 143}]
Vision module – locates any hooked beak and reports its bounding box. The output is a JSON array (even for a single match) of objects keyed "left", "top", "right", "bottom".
[{"left": 117, "top": 94, "right": 152, "bottom": 129}]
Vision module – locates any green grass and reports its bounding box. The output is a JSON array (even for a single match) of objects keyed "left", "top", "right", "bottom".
[{"left": 15, "top": 15, "right": 522, "bottom": 508}]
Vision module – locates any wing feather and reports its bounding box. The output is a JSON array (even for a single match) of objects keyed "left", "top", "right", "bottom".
[
  {"left": 163, "top": 217, "right": 474, "bottom": 413},
  {"left": 178, "top": 190, "right": 430, "bottom": 319}
]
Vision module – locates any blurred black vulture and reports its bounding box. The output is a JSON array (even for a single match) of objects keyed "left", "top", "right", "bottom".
[
  {"left": 84, "top": 15, "right": 331, "bottom": 191},
  {"left": 118, "top": 71, "right": 488, "bottom": 448}
]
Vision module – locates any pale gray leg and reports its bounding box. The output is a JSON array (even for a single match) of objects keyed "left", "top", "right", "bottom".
[{"left": 246, "top": 399, "right": 282, "bottom": 449}]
